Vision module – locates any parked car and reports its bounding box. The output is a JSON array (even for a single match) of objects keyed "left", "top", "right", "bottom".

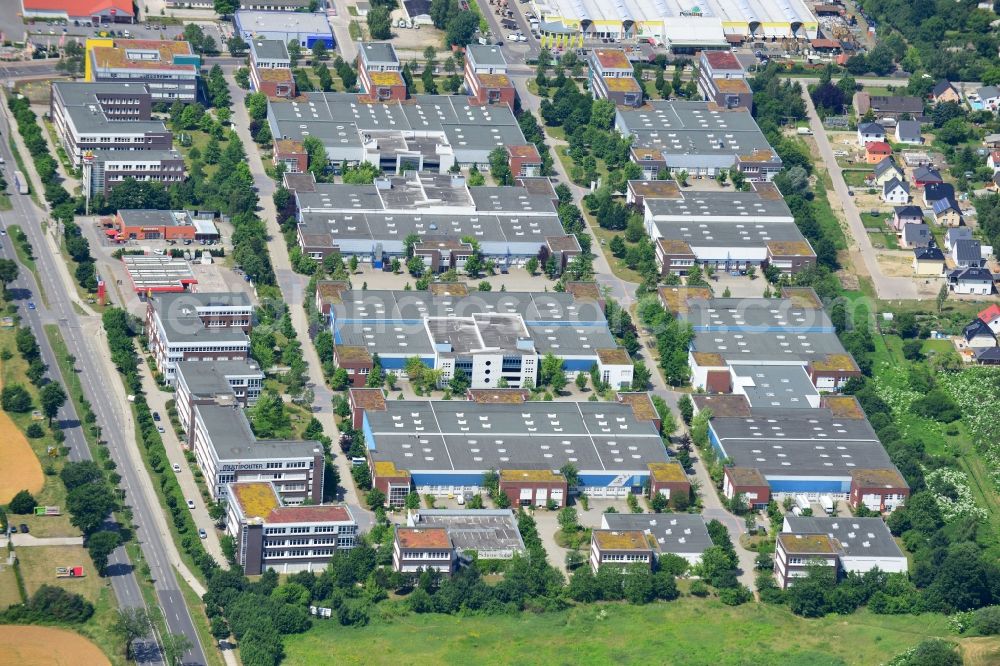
[
  {"left": 8, "top": 525, "right": 16, "bottom": 533},
  {"left": 186, "top": 499, "right": 195, "bottom": 509},
  {"left": 156, "top": 425, "right": 165, "bottom": 433},
  {"left": 153, "top": 411, "right": 161, "bottom": 421},
  {"left": 19, "top": 524, "right": 28, "bottom": 533},
  {"left": 198, "top": 529, "right": 207, "bottom": 539},
  {"left": 27, "top": 302, "right": 35, "bottom": 310},
  {"left": 172, "top": 463, "right": 181, "bottom": 473}
]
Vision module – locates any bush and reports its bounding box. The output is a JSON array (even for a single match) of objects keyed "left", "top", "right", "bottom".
[
  {"left": 8, "top": 489, "right": 36, "bottom": 514},
  {"left": 1, "top": 585, "right": 94, "bottom": 624},
  {"left": 689, "top": 580, "right": 709, "bottom": 597},
  {"left": 25, "top": 423, "right": 44, "bottom": 439},
  {"left": 1, "top": 384, "right": 32, "bottom": 413},
  {"left": 972, "top": 606, "right": 1000, "bottom": 635}
]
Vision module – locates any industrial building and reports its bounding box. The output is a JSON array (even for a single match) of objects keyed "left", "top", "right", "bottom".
[
  {"left": 266, "top": 92, "right": 530, "bottom": 174},
  {"left": 353, "top": 390, "right": 670, "bottom": 501},
  {"left": 600, "top": 512, "right": 713, "bottom": 566},
  {"left": 324, "top": 285, "right": 632, "bottom": 389},
  {"left": 617, "top": 101, "right": 781, "bottom": 181},
  {"left": 121, "top": 255, "right": 197, "bottom": 295},
  {"left": 50, "top": 82, "right": 173, "bottom": 168},
  {"left": 104, "top": 209, "right": 219, "bottom": 243},
  {"left": 234, "top": 10, "right": 335, "bottom": 48},
  {"left": 144, "top": 292, "right": 253, "bottom": 383},
  {"left": 405, "top": 509, "right": 526, "bottom": 560},
  {"left": 249, "top": 39, "right": 296, "bottom": 98},
  {"left": 531, "top": 0, "right": 818, "bottom": 49},
  {"left": 293, "top": 171, "right": 578, "bottom": 271},
  {"left": 21, "top": 0, "right": 134, "bottom": 24},
  {"left": 85, "top": 38, "right": 201, "bottom": 102},
  {"left": 227, "top": 481, "right": 356, "bottom": 575},
  {"left": 639, "top": 181, "right": 815, "bottom": 276},
  {"left": 174, "top": 359, "right": 265, "bottom": 438},
  {"left": 695, "top": 394, "right": 909, "bottom": 512},
  {"left": 774, "top": 516, "right": 906, "bottom": 588}
]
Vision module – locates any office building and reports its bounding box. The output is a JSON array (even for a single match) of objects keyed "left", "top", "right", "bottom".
[
  {"left": 617, "top": 101, "right": 781, "bottom": 181},
  {"left": 601, "top": 512, "right": 713, "bottom": 565},
  {"left": 82, "top": 149, "right": 186, "bottom": 197},
  {"left": 174, "top": 359, "right": 265, "bottom": 437},
  {"left": 86, "top": 38, "right": 200, "bottom": 102},
  {"left": 227, "top": 481, "right": 356, "bottom": 575},
  {"left": 234, "top": 10, "right": 335, "bottom": 49},
  {"left": 50, "top": 82, "right": 173, "bottom": 168},
  {"left": 249, "top": 39, "right": 296, "bottom": 98},
  {"left": 144, "top": 292, "right": 253, "bottom": 383},
  {"left": 588, "top": 49, "right": 643, "bottom": 107},
  {"left": 589, "top": 529, "right": 655, "bottom": 571},
  {"left": 464, "top": 45, "right": 516, "bottom": 108},
  {"left": 105, "top": 209, "right": 218, "bottom": 243},
  {"left": 393, "top": 526, "right": 456, "bottom": 574},
  {"left": 406, "top": 509, "right": 526, "bottom": 560},
  {"left": 697, "top": 51, "right": 751, "bottom": 111},
  {"left": 357, "top": 42, "right": 407, "bottom": 101}
]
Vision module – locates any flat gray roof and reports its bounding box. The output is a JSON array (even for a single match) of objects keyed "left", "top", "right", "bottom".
[
  {"left": 296, "top": 172, "right": 479, "bottom": 213},
  {"left": 645, "top": 185, "right": 792, "bottom": 221},
  {"left": 367, "top": 400, "right": 666, "bottom": 474},
  {"left": 654, "top": 219, "right": 808, "bottom": 249},
  {"left": 235, "top": 10, "right": 333, "bottom": 34},
  {"left": 618, "top": 101, "right": 775, "bottom": 158},
  {"left": 337, "top": 322, "right": 434, "bottom": 355},
  {"left": 359, "top": 41, "right": 398, "bottom": 66},
  {"left": 602, "top": 513, "right": 713, "bottom": 556},
  {"left": 466, "top": 44, "right": 507, "bottom": 67},
  {"left": 710, "top": 408, "right": 893, "bottom": 477},
  {"left": 409, "top": 509, "right": 525, "bottom": 556},
  {"left": 784, "top": 516, "right": 904, "bottom": 559},
  {"left": 682, "top": 297, "right": 833, "bottom": 332},
  {"left": 154, "top": 291, "right": 252, "bottom": 312},
  {"left": 53, "top": 82, "right": 167, "bottom": 136},
  {"left": 90, "top": 149, "right": 181, "bottom": 162},
  {"left": 731, "top": 364, "right": 819, "bottom": 410},
  {"left": 196, "top": 404, "right": 321, "bottom": 461},
  {"left": 250, "top": 39, "right": 290, "bottom": 61},
  {"left": 692, "top": 329, "right": 848, "bottom": 364},
  {"left": 119, "top": 209, "right": 191, "bottom": 227},
  {"left": 175, "top": 359, "right": 263, "bottom": 398}
]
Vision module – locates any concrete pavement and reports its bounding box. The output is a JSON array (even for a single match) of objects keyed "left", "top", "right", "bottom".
[
  {"left": 8, "top": 534, "right": 84, "bottom": 547},
  {"left": 800, "top": 87, "right": 920, "bottom": 300}
]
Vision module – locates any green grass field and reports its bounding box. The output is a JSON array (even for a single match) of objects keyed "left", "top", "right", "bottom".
[{"left": 284, "top": 600, "right": 998, "bottom": 666}]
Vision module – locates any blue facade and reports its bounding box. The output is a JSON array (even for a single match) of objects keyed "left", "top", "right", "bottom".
[
  {"left": 564, "top": 358, "right": 597, "bottom": 372},
  {"left": 768, "top": 478, "right": 850, "bottom": 494},
  {"left": 580, "top": 473, "right": 647, "bottom": 489},
  {"left": 362, "top": 413, "right": 376, "bottom": 450},
  {"left": 411, "top": 472, "right": 496, "bottom": 487}
]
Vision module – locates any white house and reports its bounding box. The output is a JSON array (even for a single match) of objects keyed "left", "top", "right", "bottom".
[
  {"left": 894, "top": 120, "right": 922, "bottom": 145},
  {"left": 882, "top": 178, "right": 909, "bottom": 204},
  {"left": 857, "top": 122, "right": 886, "bottom": 146},
  {"left": 948, "top": 267, "right": 994, "bottom": 296}
]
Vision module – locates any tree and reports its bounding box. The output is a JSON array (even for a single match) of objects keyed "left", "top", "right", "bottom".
[
  {"left": 61, "top": 461, "right": 104, "bottom": 490},
  {"left": 677, "top": 394, "right": 693, "bottom": 425},
  {"left": 445, "top": 11, "right": 478, "bottom": 47},
  {"left": 287, "top": 40, "right": 302, "bottom": 68},
  {"left": 0, "top": 259, "right": 18, "bottom": 296},
  {"left": 39, "top": 382, "right": 67, "bottom": 426},
  {"left": 8, "top": 489, "right": 36, "bottom": 514},
  {"left": 560, "top": 463, "right": 580, "bottom": 489},
  {"left": 367, "top": 6, "right": 392, "bottom": 40},
  {"left": 1, "top": 384, "right": 32, "bottom": 413},
  {"left": 575, "top": 372, "right": 588, "bottom": 391},
  {"left": 888, "top": 640, "right": 962, "bottom": 666},
  {"left": 630, "top": 362, "right": 651, "bottom": 390},
  {"left": 115, "top": 608, "right": 152, "bottom": 661},
  {"left": 311, "top": 40, "right": 328, "bottom": 62},
  {"left": 86, "top": 530, "right": 120, "bottom": 575},
  {"left": 936, "top": 283, "right": 948, "bottom": 312},
  {"left": 66, "top": 483, "right": 116, "bottom": 535},
  {"left": 227, "top": 35, "right": 248, "bottom": 56},
  {"left": 525, "top": 257, "right": 539, "bottom": 275},
  {"left": 162, "top": 633, "right": 194, "bottom": 666}
]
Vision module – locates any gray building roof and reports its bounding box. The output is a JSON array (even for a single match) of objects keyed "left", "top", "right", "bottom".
[
  {"left": 90, "top": 149, "right": 183, "bottom": 163},
  {"left": 893, "top": 205, "right": 922, "bottom": 219},
  {"left": 680, "top": 297, "right": 833, "bottom": 332},
  {"left": 783, "top": 516, "right": 904, "bottom": 560},
  {"left": 731, "top": 364, "right": 819, "bottom": 410},
  {"left": 618, "top": 101, "right": 777, "bottom": 165},
  {"left": 331, "top": 290, "right": 604, "bottom": 323},
  {"left": 932, "top": 197, "right": 960, "bottom": 216},
  {"left": 175, "top": 360, "right": 263, "bottom": 398},
  {"left": 195, "top": 404, "right": 322, "bottom": 461},
  {"left": 653, "top": 219, "right": 809, "bottom": 250},
  {"left": 359, "top": 41, "right": 399, "bottom": 67},
  {"left": 858, "top": 122, "right": 884, "bottom": 135},
  {"left": 466, "top": 44, "right": 507, "bottom": 67},
  {"left": 895, "top": 120, "right": 921, "bottom": 142},
  {"left": 691, "top": 328, "right": 850, "bottom": 365},
  {"left": 154, "top": 291, "right": 252, "bottom": 313},
  {"left": 873, "top": 157, "right": 900, "bottom": 178},
  {"left": 644, "top": 183, "right": 792, "bottom": 221},
  {"left": 901, "top": 223, "right": 930, "bottom": 247},
  {"left": 53, "top": 81, "right": 168, "bottom": 136},
  {"left": 924, "top": 182, "right": 954, "bottom": 203},
  {"left": 953, "top": 239, "right": 982, "bottom": 263},
  {"left": 407, "top": 509, "right": 525, "bottom": 557},
  {"left": 249, "top": 39, "right": 290, "bottom": 61},
  {"left": 948, "top": 267, "right": 993, "bottom": 283},
  {"left": 366, "top": 400, "right": 667, "bottom": 475},
  {"left": 710, "top": 407, "right": 895, "bottom": 478},
  {"left": 945, "top": 227, "right": 973, "bottom": 245},
  {"left": 234, "top": 10, "right": 333, "bottom": 39},
  {"left": 602, "top": 513, "right": 713, "bottom": 557},
  {"left": 914, "top": 246, "right": 944, "bottom": 261},
  {"left": 882, "top": 178, "right": 908, "bottom": 196}
]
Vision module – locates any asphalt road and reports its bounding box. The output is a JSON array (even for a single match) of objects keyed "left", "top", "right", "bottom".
[{"left": 0, "top": 103, "right": 206, "bottom": 664}]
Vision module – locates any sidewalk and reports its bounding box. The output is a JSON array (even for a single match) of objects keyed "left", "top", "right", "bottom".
[{"left": 6, "top": 534, "right": 84, "bottom": 547}]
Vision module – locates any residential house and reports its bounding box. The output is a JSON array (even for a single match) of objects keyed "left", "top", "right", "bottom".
[
  {"left": 894, "top": 120, "right": 922, "bottom": 144},
  {"left": 948, "top": 267, "right": 994, "bottom": 296},
  {"left": 882, "top": 178, "right": 909, "bottom": 204},
  {"left": 944, "top": 227, "right": 973, "bottom": 251},
  {"left": 932, "top": 198, "right": 963, "bottom": 227},
  {"left": 912, "top": 165, "right": 944, "bottom": 188},
  {"left": 913, "top": 246, "right": 944, "bottom": 275},
  {"left": 899, "top": 223, "right": 930, "bottom": 249},
  {"left": 977, "top": 304, "right": 1000, "bottom": 334},
  {"left": 857, "top": 122, "right": 886, "bottom": 146},
  {"left": 930, "top": 81, "right": 960, "bottom": 105},
  {"left": 873, "top": 158, "right": 904, "bottom": 187},
  {"left": 985, "top": 134, "right": 1000, "bottom": 148},
  {"left": 853, "top": 92, "right": 924, "bottom": 120},
  {"left": 988, "top": 150, "right": 1000, "bottom": 173},
  {"left": 923, "top": 182, "right": 955, "bottom": 206},
  {"left": 969, "top": 86, "right": 1000, "bottom": 112},
  {"left": 952, "top": 239, "right": 986, "bottom": 268},
  {"left": 865, "top": 141, "right": 892, "bottom": 165},
  {"left": 975, "top": 347, "right": 1000, "bottom": 365},
  {"left": 963, "top": 318, "right": 997, "bottom": 349},
  {"left": 891, "top": 205, "right": 923, "bottom": 231}
]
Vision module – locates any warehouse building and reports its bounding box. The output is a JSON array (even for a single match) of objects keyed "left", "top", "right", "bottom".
[
  {"left": 406, "top": 509, "right": 526, "bottom": 560},
  {"left": 228, "top": 481, "right": 357, "bottom": 575},
  {"left": 50, "top": 82, "right": 173, "bottom": 168},
  {"left": 85, "top": 38, "right": 200, "bottom": 102},
  {"left": 22, "top": 0, "right": 134, "bottom": 24},
  {"left": 294, "top": 171, "right": 576, "bottom": 270},
  {"left": 326, "top": 286, "right": 632, "bottom": 388},
  {"left": 121, "top": 255, "right": 197, "bottom": 295},
  {"left": 617, "top": 102, "right": 781, "bottom": 181},
  {"left": 775, "top": 516, "right": 906, "bottom": 588},
  {"left": 234, "top": 11, "right": 335, "bottom": 48},
  {"left": 641, "top": 181, "right": 815, "bottom": 276},
  {"left": 267, "top": 92, "right": 529, "bottom": 174},
  {"left": 698, "top": 394, "right": 908, "bottom": 511},
  {"left": 174, "top": 359, "right": 265, "bottom": 438},
  {"left": 531, "top": 0, "right": 817, "bottom": 49},
  {"left": 193, "top": 404, "right": 325, "bottom": 505},
  {"left": 355, "top": 391, "right": 669, "bottom": 501},
  {"left": 105, "top": 209, "right": 218, "bottom": 243}
]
